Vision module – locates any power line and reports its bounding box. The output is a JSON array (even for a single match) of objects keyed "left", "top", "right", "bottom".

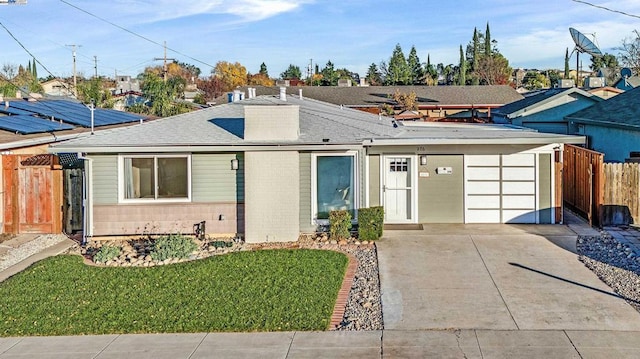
[
  {"left": 0, "top": 21, "right": 59, "bottom": 82},
  {"left": 572, "top": 0, "right": 640, "bottom": 20},
  {"left": 59, "top": 0, "right": 217, "bottom": 70}
]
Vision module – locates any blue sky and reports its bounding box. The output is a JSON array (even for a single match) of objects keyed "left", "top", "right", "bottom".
[{"left": 1, "top": 0, "right": 639, "bottom": 79}]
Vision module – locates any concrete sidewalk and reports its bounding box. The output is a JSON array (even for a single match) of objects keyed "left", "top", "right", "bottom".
[{"left": 2, "top": 329, "right": 640, "bottom": 358}]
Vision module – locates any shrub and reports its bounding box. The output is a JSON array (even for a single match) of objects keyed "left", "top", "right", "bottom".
[
  {"left": 150, "top": 234, "right": 198, "bottom": 261},
  {"left": 93, "top": 245, "right": 121, "bottom": 263},
  {"left": 357, "top": 206, "right": 384, "bottom": 241},
  {"left": 329, "top": 210, "right": 352, "bottom": 240},
  {"left": 210, "top": 240, "right": 233, "bottom": 249}
]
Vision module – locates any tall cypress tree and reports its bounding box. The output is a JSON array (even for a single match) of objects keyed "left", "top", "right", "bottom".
[
  {"left": 485, "top": 22, "right": 492, "bottom": 57},
  {"left": 472, "top": 27, "right": 480, "bottom": 85},
  {"left": 459, "top": 45, "right": 466, "bottom": 86},
  {"left": 407, "top": 46, "right": 423, "bottom": 85},
  {"left": 32, "top": 58, "right": 37, "bottom": 79}
]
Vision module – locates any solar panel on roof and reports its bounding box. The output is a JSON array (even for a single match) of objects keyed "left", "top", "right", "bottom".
[
  {"left": 0, "top": 106, "right": 35, "bottom": 116},
  {"left": 4, "top": 100, "right": 145, "bottom": 128},
  {"left": 0, "top": 115, "right": 74, "bottom": 134}
]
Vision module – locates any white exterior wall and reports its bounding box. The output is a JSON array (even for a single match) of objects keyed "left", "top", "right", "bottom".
[
  {"left": 244, "top": 151, "right": 299, "bottom": 243},
  {"left": 244, "top": 105, "right": 299, "bottom": 141}
]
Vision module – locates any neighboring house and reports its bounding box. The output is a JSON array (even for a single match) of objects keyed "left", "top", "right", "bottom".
[
  {"left": 0, "top": 99, "right": 148, "bottom": 234},
  {"left": 493, "top": 87, "right": 602, "bottom": 134},
  {"left": 112, "top": 91, "right": 145, "bottom": 111},
  {"left": 565, "top": 86, "right": 640, "bottom": 162},
  {"left": 613, "top": 76, "right": 640, "bottom": 91},
  {"left": 50, "top": 92, "right": 584, "bottom": 243},
  {"left": 588, "top": 86, "right": 623, "bottom": 100},
  {"left": 40, "top": 79, "right": 74, "bottom": 97},
  {"left": 226, "top": 85, "right": 523, "bottom": 122}
]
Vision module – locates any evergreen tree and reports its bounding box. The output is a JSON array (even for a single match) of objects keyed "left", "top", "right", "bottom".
[
  {"left": 32, "top": 58, "right": 37, "bottom": 79},
  {"left": 485, "top": 23, "right": 492, "bottom": 57},
  {"left": 564, "top": 48, "right": 570, "bottom": 79},
  {"left": 386, "top": 43, "right": 411, "bottom": 85},
  {"left": 259, "top": 62, "right": 268, "bottom": 77},
  {"left": 459, "top": 45, "right": 466, "bottom": 85},
  {"left": 472, "top": 28, "right": 480, "bottom": 85},
  {"left": 280, "top": 64, "right": 302, "bottom": 79},
  {"left": 320, "top": 60, "right": 339, "bottom": 86},
  {"left": 425, "top": 54, "right": 437, "bottom": 85},
  {"left": 27, "top": 60, "right": 31, "bottom": 76},
  {"left": 407, "top": 46, "right": 423, "bottom": 85},
  {"left": 365, "top": 63, "right": 382, "bottom": 86}
]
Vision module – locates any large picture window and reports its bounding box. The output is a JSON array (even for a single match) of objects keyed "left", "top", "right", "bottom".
[
  {"left": 313, "top": 154, "right": 356, "bottom": 220},
  {"left": 121, "top": 155, "right": 190, "bottom": 201}
]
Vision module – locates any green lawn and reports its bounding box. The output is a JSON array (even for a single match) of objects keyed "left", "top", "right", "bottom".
[{"left": 0, "top": 249, "right": 348, "bottom": 336}]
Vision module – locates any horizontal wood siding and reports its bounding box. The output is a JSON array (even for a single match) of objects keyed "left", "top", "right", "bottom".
[
  {"left": 192, "top": 153, "right": 244, "bottom": 203},
  {"left": 91, "top": 155, "right": 118, "bottom": 205}
]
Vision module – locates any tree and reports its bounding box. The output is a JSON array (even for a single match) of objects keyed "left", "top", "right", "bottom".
[
  {"left": 280, "top": 64, "right": 302, "bottom": 79},
  {"left": 471, "top": 28, "right": 480, "bottom": 85},
  {"left": 437, "top": 63, "right": 455, "bottom": 85},
  {"left": 407, "top": 46, "right": 423, "bottom": 85},
  {"left": 247, "top": 73, "right": 274, "bottom": 86},
  {"left": 564, "top": 48, "right": 570, "bottom": 79},
  {"left": 196, "top": 76, "right": 226, "bottom": 102},
  {"left": 590, "top": 53, "right": 620, "bottom": 85},
  {"left": 547, "top": 70, "right": 561, "bottom": 88},
  {"left": 485, "top": 22, "right": 492, "bottom": 57},
  {"left": 424, "top": 54, "right": 438, "bottom": 85},
  {"left": 365, "top": 63, "right": 382, "bottom": 86},
  {"left": 391, "top": 89, "right": 418, "bottom": 111},
  {"left": 386, "top": 43, "right": 411, "bottom": 85},
  {"left": 522, "top": 71, "right": 550, "bottom": 90},
  {"left": 458, "top": 45, "right": 466, "bottom": 85},
  {"left": 474, "top": 53, "right": 512, "bottom": 85},
  {"left": 259, "top": 62, "right": 269, "bottom": 77},
  {"left": 617, "top": 30, "right": 640, "bottom": 75},
  {"left": 212, "top": 61, "right": 247, "bottom": 91},
  {"left": 135, "top": 72, "right": 190, "bottom": 117},
  {"left": 76, "top": 77, "right": 113, "bottom": 108},
  {"left": 31, "top": 57, "right": 37, "bottom": 79},
  {"left": 175, "top": 61, "right": 201, "bottom": 81},
  {"left": 320, "top": 60, "right": 339, "bottom": 86}
]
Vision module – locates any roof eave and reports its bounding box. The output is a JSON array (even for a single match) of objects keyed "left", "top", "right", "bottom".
[{"left": 364, "top": 136, "right": 585, "bottom": 146}]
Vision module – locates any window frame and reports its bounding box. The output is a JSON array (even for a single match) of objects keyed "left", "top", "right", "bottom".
[
  {"left": 311, "top": 151, "right": 359, "bottom": 224},
  {"left": 118, "top": 154, "right": 192, "bottom": 203}
]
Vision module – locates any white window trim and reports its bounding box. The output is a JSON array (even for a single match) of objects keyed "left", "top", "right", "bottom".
[
  {"left": 118, "top": 154, "right": 192, "bottom": 203},
  {"left": 311, "top": 151, "right": 359, "bottom": 225}
]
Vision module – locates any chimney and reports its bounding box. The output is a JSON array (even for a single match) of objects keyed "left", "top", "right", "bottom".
[
  {"left": 244, "top": 105, "right": 299, "bottom": 141},
  {"left": 298, "top": 88, "right": 303, "bottom": 100},
  {"left": 233, "top": 90, "right": 242, "bottom": 102},
  {"left": 279, "top": 87, "right": 287, "bottom": 101}
]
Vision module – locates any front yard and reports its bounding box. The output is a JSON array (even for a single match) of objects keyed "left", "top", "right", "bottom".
[{"left": 0, "top": 249, "right": 348, "bottom": 336}]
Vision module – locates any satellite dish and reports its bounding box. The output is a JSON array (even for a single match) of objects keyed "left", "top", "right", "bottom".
[
  {"left": 621, "top": 67, "right": 633, "bottom": 79},
  {"left": 570, "top": 28, "right": 602, "bottom": 56}
]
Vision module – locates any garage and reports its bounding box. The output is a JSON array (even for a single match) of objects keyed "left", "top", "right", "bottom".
[{"left": 465, "top": 154, "right": 538, "bottom": 223}]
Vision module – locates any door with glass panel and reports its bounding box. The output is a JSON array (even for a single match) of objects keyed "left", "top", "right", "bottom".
[{"left": 383, "top": 156, "right": 414, "bottom": 222}]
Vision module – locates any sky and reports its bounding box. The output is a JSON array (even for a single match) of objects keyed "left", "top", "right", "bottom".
[{"left": 0, "top": 0, "right": 639, "bottom": 80}]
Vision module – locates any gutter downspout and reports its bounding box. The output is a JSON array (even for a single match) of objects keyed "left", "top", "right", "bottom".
[{"left": 77, "top": 152, "right": 93, "bottom": 245}]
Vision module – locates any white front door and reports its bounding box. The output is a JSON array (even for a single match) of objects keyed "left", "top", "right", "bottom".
[{"left": 383, "top": 156, "right": 415, "bottom": 222}]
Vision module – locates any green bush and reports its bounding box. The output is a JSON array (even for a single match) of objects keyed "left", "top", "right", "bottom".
[
  {"left": 93, "top": 245, "right": 121, "bottom": 263},
  {"left": 210, "top": 240, "right": 233, "bottom": 249},
  {"left": 358, "top": 206, "right": 384, "bottom": 241},
  {"left": 329, "top": 210, "right": 352, "bottom": 240},
  {"left": 150, "top": 234, "right": 198, "bottom": 261}
]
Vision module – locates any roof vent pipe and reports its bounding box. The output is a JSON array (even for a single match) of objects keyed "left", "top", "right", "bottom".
[
  {"left": 279, "top": 87, "right": 287, "bottom": 101},
  {"left": 251, "top": 88, "right": 257, "bottom": 98},
  {"left": 298, "top": 88, "right": 303, "bottom": 100}
]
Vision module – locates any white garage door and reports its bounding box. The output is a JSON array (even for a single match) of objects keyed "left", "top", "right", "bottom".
[{"left": 465, "top": 154, "right": 537, "bottom": 223}]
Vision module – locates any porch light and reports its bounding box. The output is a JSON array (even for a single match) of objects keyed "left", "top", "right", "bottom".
[
  {"left": 231, "top": 158, "right": 239, "bottom": 170},
  {"left": 420, "top": 155, "right": 427, "bottom": 166}
]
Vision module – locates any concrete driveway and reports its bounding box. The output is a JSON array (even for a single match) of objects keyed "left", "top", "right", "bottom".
[{"left": 378, "top": 224, "right": 640, "bottom": 331}]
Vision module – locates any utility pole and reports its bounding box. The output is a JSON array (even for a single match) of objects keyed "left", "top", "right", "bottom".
[
  {"left": 93, "top": 55, "right": 98, "bottom": 78},
  {"left": 66, "top": 44, "right": 81, "bottom": 96},
  {"left": 153, "top": 41, "right": 175, "bottom": 83}
]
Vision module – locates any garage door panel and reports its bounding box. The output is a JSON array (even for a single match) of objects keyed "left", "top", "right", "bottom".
[
  {"left": 467, "top": 181, "right": 500, "bottom": 194},
  {"left": 502, "top": 167, "right": 535, "bottom": 181},
  {"left": 502, "top": 181, "right": 535, "bottom": 195},
  {"left": 466, "top": 209, "right": 501, "bottom": 223},
  {"left": 467, "top": 195, "right": 501, "bottom": 209},
  {"left": 502, "top": 195, "right": 535, "bottom": 209},
  {"left": 466, "top": 155, "right": 500, "bottom": 166},
  {"left": 503, "top": 210, "right": 537, "bottom": 223},
  {"left": 467, "top": 167, "right": 500, "bottom": 181},
  {"left": 502, "top": 154, "right": 535, "bottom": 166}
]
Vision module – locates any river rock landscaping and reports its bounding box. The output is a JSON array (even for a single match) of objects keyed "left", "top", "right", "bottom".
[{"left": 577, "top": 233, "right": 640, "bottom": 312}]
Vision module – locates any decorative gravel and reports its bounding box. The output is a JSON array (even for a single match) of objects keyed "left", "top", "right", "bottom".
[
  {"left": 577, "top": 234, "right": 640, "bottom": 312},
  {"left": 0, "top": 234, "right": 68, "bottom": 272}
]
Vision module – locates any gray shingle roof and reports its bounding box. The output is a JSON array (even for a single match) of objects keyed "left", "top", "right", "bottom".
[
  {"left": 565, "top": 86, "right": 640, "bottom": 129},
  {"left": 493, "top": 87, "right": 598, "bottom": 117},
  {"left": 228, "top": 85, "right": 523, "bottom": 108},
  {"left": 51, "top": 95, "right": 584, "bottom": 152}
]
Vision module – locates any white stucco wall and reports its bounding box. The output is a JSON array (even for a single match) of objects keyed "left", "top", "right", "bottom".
[{"left": 244, "top": 151, "right": 300, "bottom": 243}]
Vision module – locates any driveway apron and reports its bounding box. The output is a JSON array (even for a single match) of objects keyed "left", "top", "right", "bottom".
[{"left": 377, "top": 224, "right": 640, "bottom": 331}]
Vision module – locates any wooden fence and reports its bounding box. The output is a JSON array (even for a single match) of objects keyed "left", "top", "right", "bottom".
[
  {"left": 563, "top": 144, "right": 604, "bottom": 227},
  {"left": 602, "top": 163, "right": 640, "bottom": 226}
]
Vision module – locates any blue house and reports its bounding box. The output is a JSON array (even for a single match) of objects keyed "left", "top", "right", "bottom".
[
  {"left": 493, "top": 87, "right": 601, "bottom": 134},
  {"left": 566, "top": 86, "right": 640, "bottom": 162}
]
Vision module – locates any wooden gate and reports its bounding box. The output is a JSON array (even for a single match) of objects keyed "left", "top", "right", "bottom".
[
  {"left": 563, "top": 144, "right": 604, "bottom": 227},
  {"left": 2, "top": 154, "right": 63, "bottom": 234}
]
